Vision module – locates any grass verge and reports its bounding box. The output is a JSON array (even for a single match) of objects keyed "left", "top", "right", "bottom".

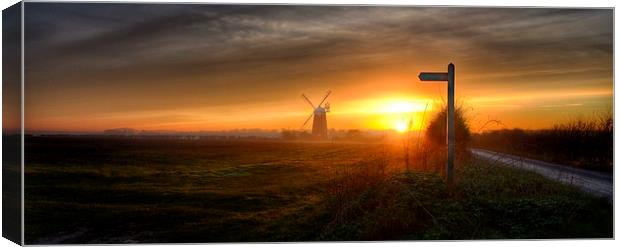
[{"left": 320, "top": 156, "right": 613, "bottom": 240}]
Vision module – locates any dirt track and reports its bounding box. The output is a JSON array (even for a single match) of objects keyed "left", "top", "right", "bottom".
[{"left": 471, "top": 149, "right": 613, "bottom": 200}]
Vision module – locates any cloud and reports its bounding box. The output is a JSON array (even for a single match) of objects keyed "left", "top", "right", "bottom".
[
  {"left": 25, "top": 5, "right": 612, "bottom": 82},
  {"left": 21, "top": 4, "right": 613, "bottom": 131}
]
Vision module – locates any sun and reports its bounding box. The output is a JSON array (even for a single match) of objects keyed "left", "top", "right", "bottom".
[
  {"left": 394, "top": 120, "right": 410, "bottom": 133},
  {"left": 358, "top": 98, "right": 431, "bottom": 131}
]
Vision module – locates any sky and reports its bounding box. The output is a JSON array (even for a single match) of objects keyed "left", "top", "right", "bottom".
[
  {"left": 2, "top": 3, "right": 21, "bottom": 134},
  {"left": 21, "top": 3, "right": 613, "bottom": 133}
]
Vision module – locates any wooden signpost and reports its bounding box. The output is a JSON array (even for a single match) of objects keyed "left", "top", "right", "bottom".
[{"left": 419, "top": 63, "right": 455, "bottom": 185}]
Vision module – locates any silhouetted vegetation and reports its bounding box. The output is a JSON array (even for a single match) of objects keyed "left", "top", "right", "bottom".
[
  {"left": 425, "top": 104, "right": 472, "bottom": 155},
  {"left": 407, "top": 104, "right": 472, "bottom": 175},
  {"left": 473, "top": 111, "right": 613, "bottom": 172},
  {"left": 280, "top": 129, "right": 312, "bottom": 140}
]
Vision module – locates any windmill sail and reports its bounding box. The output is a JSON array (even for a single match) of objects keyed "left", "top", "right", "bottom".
[
  {"left": 301, "top": 94, "right": 316, "bottom": 109},
  {"left": 317, "top": 90, "right": 331, "bottom": 108},
  {"left": 300, "top": 90, "right": 331, "bottom": 139},
  {"left": 301, "top": 112, "right": 314, "bottom": 128}
]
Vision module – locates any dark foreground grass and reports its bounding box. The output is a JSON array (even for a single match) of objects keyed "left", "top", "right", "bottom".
[
  {"left": 25, "top": 136, "right": 377, "bottom": 243},
  {"left": 25, "top": 136, "right": 612, "bottom": 243},
  {"left": 321, "top": 157, "right": 613, "bottom": 240}
]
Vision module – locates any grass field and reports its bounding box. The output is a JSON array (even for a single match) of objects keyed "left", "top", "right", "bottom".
[
  {"left": 24, "top": 136, "right": 612, "bottom": 244},
  {"left": 25, "top": 136, "right": 385, "bottom": 243}
]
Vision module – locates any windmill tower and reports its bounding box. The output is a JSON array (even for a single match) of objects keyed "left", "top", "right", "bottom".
[{"left": 301, "top": 90, "right": 331, "bottom": 139}]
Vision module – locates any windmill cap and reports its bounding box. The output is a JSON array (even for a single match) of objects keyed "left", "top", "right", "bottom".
[{"left": 314, "top": 107, "right": 327, "bottom": 114}]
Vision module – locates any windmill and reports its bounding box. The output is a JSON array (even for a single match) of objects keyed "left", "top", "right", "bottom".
[{"left": 301, "top": 90, "right": 331, "bottom": 139}]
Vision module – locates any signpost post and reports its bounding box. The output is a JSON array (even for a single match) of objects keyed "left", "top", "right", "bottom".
[{"left": 418, "top": 63, "right": 455, "bottom": 185}]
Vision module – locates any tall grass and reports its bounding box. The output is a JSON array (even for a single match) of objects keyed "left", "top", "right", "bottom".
[
  {"left": 320, "top": 147, "right": 612, "bottom": 240},
  {"left": 473, "top": 110, "right": 613, "bottom": 172},
  {"left": 320, "top": 106, "right": 612, "bottom": 240},
  {"left": 321, "top": 154, "right": 445, "bottom": 240},
  {"left": 410, "top": 103, "right": 473, "bottom": 174},
  {"left": 320, "top": 104, "right": 471, "bottom": 239}
]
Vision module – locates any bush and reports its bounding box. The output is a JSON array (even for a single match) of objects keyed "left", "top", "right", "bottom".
[{"left": 425, "top": 104, "right": 472, "bottom": 155}]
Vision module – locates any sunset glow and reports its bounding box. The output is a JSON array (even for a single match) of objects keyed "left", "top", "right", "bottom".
[
  {"left": 382, "top": 101, "right": 429, "bottom": 114},
  {"left": 20, "top": 5, "right": 612, "bottom": 134}
]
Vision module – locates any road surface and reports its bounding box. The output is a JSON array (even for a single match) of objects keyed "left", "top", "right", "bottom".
[{"left": 471, "top": 149, "right": 613, "bottom": 200}]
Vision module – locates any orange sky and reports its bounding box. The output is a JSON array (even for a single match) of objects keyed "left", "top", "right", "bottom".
[{"left": 19, "top": 4, "right": 613, "bottom": 134}]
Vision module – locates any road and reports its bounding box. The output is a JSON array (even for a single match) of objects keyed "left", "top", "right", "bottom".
[{"left": 471, "top": 149, "right": 613, "bottom": 200}]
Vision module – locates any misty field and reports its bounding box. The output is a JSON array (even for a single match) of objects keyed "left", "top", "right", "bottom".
[{"left": 24, "top": 136, "right": 612, "bottom": 244}]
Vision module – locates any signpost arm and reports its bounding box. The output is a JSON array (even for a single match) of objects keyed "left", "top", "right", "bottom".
[{"left": 447, "top": 63, "right": 455, "bottom": 185}]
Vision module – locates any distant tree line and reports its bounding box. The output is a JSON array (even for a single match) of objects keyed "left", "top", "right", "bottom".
[{"left": 473, "top": 111, "right": 613, "bottom": 172}]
